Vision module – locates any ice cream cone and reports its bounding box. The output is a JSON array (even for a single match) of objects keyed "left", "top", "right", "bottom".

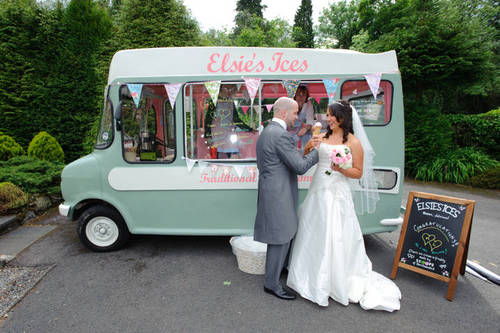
[{"left": 312, "top": 122, "right": 322, "bottom": 135}]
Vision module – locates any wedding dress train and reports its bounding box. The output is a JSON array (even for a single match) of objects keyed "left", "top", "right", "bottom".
[{"left": 286, "top": 143, "right": 401, "bottom": 311}]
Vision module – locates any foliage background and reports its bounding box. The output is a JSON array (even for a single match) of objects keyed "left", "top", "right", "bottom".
[{"left": 0, "top": 0, "right": 498, "bottom": 189}]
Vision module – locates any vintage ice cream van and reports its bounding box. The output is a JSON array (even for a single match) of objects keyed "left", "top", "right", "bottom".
[{"left": 59, "top": 47, "right": 404, "bottom": 251}]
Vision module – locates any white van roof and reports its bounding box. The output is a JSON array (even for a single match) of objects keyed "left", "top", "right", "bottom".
[{"left": 108, "top": 47, "right": 399, "bottom": 84}]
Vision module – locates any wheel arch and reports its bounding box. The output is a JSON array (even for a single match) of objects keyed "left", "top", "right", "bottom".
[{"left": 73, "top": 199, "right": 129, "bottom": 233}]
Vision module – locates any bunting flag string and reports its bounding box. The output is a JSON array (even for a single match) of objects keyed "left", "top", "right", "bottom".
[
  {"left": 185, "top": 158, "right": 197, "bottom": 173},
  {"left": 210, "top": 164, "right": 219, "bottom": 175},
  {"left": 253, "top": 105, "right": 261, "bottom": 114},
  {"left": 241, "top": 105, "right": 249, "bottom": 115},
  {"left": 364, "top": 73, "right": 382, "bottom": 100},
  {"left": 205, "top": 80, "right": 221, "bottom": 105},
  {"left": 182, "top": 158, "right": 259, "bottom": 179},
  {"left": 164, "top": 83, "right": 183, "bottom": 108},
  {"left": 247, "top": 166, "right": 257, "bottom": 177},
  {"left": 322, "top": 78, "right": 339, "bottom": 104},
  {"left": 243, "top": 77, "right": 261, "bottom": 105},
  {"left": 282, "top": 79, "right": 301, "bottom": 98},
  {"left": 233, "top": 165, "right": 244, "bottom": 178},
  {"left": 265, "top": 104, "right": 273, "bottom": 113},
  {"left": 198, "top": 161, "right": 209, "bottom": 174},
  {"left": 222, "top": 166, "right": 232, "bottom": 176},
  {"left": 127, "top": 84, "right": 143, "bottom": 108}
]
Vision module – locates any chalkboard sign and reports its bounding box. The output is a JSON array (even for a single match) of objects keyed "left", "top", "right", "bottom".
[{"left": 391, "top": 192, "right": 475, "bottom": 301}]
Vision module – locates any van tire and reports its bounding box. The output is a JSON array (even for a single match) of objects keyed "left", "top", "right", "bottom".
[{"left": 77, "top": 205, "right": 130, "bottom": 252}]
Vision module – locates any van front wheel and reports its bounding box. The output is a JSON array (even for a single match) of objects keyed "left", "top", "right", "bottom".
[{"left": 77, "top": 205, "right": 130, "bottom": 252}]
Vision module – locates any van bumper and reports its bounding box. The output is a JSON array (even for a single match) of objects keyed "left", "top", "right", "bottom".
[
  {"left": 380, "top": 217, "right": 403, "bottom": 226},
  {"left": 59, "top": 203, "right": 71, "bottom": 217}
]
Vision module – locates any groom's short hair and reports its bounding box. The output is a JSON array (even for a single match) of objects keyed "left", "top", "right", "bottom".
[{"left": 273, "top": 97, "right": 296, "bottom": 118}]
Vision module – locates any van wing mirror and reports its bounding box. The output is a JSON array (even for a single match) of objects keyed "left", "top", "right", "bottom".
[{"left": 115, "top": 101, "right": 122, "bottom": 131}]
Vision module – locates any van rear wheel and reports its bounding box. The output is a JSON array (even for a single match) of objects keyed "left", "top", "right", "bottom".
[{"left": 77, "top": 205, "right": 130, "bottom": 252}]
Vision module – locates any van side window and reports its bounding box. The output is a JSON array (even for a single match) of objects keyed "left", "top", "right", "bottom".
[
  {"left": 185, "top": 82, "right": 259, "bottom": 160},
  {"left": 341, "top": 80, "right": 393, "bottom": 126},
  {"left": 120, "top": 84, "right": 175, "bottom": 163},
  {"left": 95, "top": 97, "right": 113, "bottom": 148}
]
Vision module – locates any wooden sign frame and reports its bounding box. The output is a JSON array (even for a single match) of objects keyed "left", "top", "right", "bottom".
[{"left": 390, "top": 191, "right": 475, "bottom": 301}]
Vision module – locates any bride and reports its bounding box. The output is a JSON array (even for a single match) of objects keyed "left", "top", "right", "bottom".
[{"left": 286, "top": 100, "right": 401, "bottom": 311}]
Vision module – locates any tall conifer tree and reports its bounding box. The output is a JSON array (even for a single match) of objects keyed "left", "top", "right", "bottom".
[
  {"left": 115, "top": 0, "right": 200, "bottom": 49},
  {"left": 293, "top": 0, "right": 314, "bottom": 48},
  {"left": 234, "top": 0, "right": 264, "bottom": 36}
]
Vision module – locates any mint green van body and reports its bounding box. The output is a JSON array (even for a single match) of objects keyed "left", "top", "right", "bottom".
[{"left": 59, "top": 47, "right": 404, "bottom": 251}]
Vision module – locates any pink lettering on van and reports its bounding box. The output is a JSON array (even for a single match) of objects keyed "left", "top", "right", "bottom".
[{"left": 207, "top": 52, "right": 308, "bottom": 73}]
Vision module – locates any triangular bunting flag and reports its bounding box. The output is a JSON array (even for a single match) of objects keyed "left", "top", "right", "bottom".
[
  {"left": 205, "top": 80, "right": 221, "bottom": 105},
  {"left": 198, "top": 161, "right": 208, "bottom": 174},
  {"left": 185, "top": 158, "right": 197, "bottom": 173},
  {"left": 253, "top": 105, "right": 260, "bottom": 114},
  {"left": 282, "top": 80, "right": 301, "bottom": 98},
  {"left": 164, "top": 83, "right": 183, "bottom": 108},
  {"left": 233, "top": 165, "right": 244, "bottom": 178},
  {"left": 222, "top": 166, "right": 232, "bottom": 176},
  {"left": 265, "top": 104, "right": 273, "bottom": 113},
  {"left": 364, "top": 73, "right": 382, "bottom": 100},
  {"left": 243, "top": 77, "right": 261, "bottom": 105},
  {"left": 127, "top": 84, "right": 143, "bottom": 108},
  {"left": 322, "top": 79, "right": 339, "bottom": 103},
  {"left": 241, "top": 105, "right": 249, "bottom": 115},
  {"left": 314, "top": 97, "right": 321, "bottom": 104},
  {"left": 247, "top": 166, "right": 257, "bottom": 176},
  {"left": 210, "top": 164, "right": 219, "bottom": 175}
]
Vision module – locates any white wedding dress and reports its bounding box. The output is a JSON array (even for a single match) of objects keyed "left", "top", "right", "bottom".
[{"left": 287, "top": 143, "right": 401, "bottom": 311}]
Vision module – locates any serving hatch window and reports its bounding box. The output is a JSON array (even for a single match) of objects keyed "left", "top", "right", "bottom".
[
  {"left": 119, "top": 84, "right": 175, "bottom": 163},
  {"left": 184, "top": 82, "right": 259, "bottom": 160},
  {"left": 341, "top": 80, "right": 393, "bottom": 126}
]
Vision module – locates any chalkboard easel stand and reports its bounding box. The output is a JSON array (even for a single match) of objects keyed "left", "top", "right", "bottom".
[{"left": 390, "top": 191, "right": 475, "bottom": 301}]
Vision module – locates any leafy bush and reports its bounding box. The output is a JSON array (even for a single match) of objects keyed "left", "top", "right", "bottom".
[
  {"left": 82, "top": 114, "right": 101, "bottom": 155},
  {"left": 405, "top": 104, "right": 455, "bottom": 177},
  {"left": 0, "top": 156, "right": 64, "bottom": 195},
  {"left": 449, "top": 113, "right": 500, "bottom": 160},
  {"left": 466, "top": 166, "right": 500, "bottom": 190},
  {"left": 414, "top": 147, "right": 499, "bottom": 184},
  {"left": 0, "top": 134, "right": 25, "bottom": 161},
  {"left": 485, "top": 107, "right": 500, "bottom": 116},
  {"left": 0, "top": 182, "right": 28, "bottom": 214},
  {"left": 28, "top": 131, "right": 65, "bottom": 163}
]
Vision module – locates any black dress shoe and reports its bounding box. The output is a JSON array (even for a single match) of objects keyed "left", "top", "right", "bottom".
[{"left": 264, "top": 286, "right": 296, "bottom": 300}]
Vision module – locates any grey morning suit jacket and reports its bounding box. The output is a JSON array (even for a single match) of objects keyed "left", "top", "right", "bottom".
[{"left": 254, "top": 121, "right": 319, "bottom": 245}]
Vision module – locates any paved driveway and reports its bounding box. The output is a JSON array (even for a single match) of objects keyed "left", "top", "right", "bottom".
[{"left": 0, "top": 179, "right": 498, "bottom": 332}]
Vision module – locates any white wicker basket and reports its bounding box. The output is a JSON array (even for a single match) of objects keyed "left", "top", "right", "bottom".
[{"left": 230, "top": 236, "right": 267, "bottom": 275}]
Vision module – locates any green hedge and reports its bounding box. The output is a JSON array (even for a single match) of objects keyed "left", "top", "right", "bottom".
[
  {"left": 0, "top": 156, "right": 64, "bottom": 195},
  {"left": 0, "top": 134, "right": 25, "bottom": 161},
  {"left": 0, "top": 181, "right": 28, "bottom": 214},
  {"left": 449, "top": 113, "right": 500, "bottom": 160},
  {"left": 405, "top": 104, "right": 455, "bottom": 177},
  {"left": 28, "top": 131, "right": 65, "bottom": 163},
  {"left": 414, "top": 147, "right": 498, "bottom": 184},
  {"left": 466, "top": 166, "right": 500, "bottom": 189}
]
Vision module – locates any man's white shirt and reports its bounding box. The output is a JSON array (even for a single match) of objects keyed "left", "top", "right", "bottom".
[{"left": 272, "top": 118, "right": 287, "bottom": 130}]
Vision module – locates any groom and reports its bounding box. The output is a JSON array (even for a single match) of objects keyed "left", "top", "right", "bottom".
[{"left": 254, "top": 97, "right": 320, "bottom": 300}]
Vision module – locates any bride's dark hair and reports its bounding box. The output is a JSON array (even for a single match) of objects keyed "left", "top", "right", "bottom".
[{"left": 324, "top": 100, "right": 353, "bottom": 143}]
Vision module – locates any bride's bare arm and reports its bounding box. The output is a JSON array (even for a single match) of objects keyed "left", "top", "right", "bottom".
[
  {"left": 303, "top": 140, "right": 314, "bottom": 156},
  {"left": 331, "top": 137, "right": 363, "bottom": 179}
]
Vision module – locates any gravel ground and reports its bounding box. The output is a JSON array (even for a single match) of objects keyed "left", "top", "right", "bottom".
[{"left": 0, "top": 265, "right": 55, "bottom": 319}]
